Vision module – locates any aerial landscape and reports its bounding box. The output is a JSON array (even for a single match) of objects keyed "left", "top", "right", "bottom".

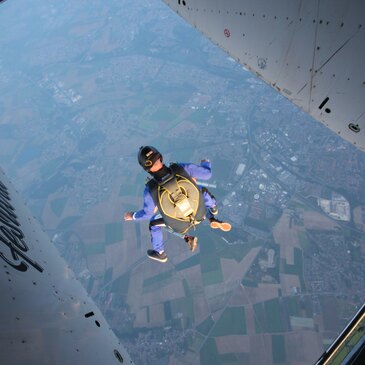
[{"left": 0, "top": 0, "right": 364, "bottom": 364}]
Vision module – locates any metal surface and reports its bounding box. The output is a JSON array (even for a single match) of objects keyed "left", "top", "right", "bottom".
[
  {"left": 162, "top": 0, "right": 365, "bottom": 151},
  {"left": 315, "top": 303, "right": 365, "bottom": 365},
  {"left": 0, "top": 168, "right": 133, "bottom": 364}
]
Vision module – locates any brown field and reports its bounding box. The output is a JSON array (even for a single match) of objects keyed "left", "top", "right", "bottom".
[
  {"left": 249, "top": 334, "right": 272, "bottom": 365},
  {"left": 244, "top": 306, "right": 257, "bottom": 335},
  {"left": 169, "top": 352, "right": 198, "bottom": 365},
  {"left": 41, "top": 195, "right": 61, "bottom": 230},
  {"left": 141, "top": 280, "right": 185, "bottom": 307},
  {"left": 82, "top": 197, "right": 121, "bottom": 223},
  {"left": 204, "top": 280, "right": 237, "bottom": 305},
  {"left": 166, "top": 121, "right": 198, "bottom": 138},
  {"left": 280, "top": 274, "right": 301, "bottom": 296},
  {"left": 216, "top": 335, "right": 250, "bottom": 353},
  {"left": 286, "top": 331, "right": 322, "bottom": 365},
  {"left": 87, "top": 254, "right": 106, "bottom": 276},
  {"left": 273, "top": 211, "right": 301, "bottom": 249},
  {"left": 302, "top": 211, "right": 339, "bottom": 230},
  {"left": 221, "top": 247, "right": 261, "bottom": 283},
  {"left": 77, "top": 223, "right": 105, "bottom": 242},
  {"left": 220, "top": 257, "right": 240, "bottom": 282},
  {"left": 193, "top": 294, "right": 210, "bottom": 326},
  {"left": 148, "top": 303, "right": 165, "bottom": 327},
  {"left": 134, "top": 307, "right": 148, "bottom": 327},
  {"left": 126, "top": 265, "right": 144, "bottom": 310},
  {"left": 243, "top": 283, "right": 281, "bottom": 304},
  {"left": 230, "top": 286, "right": 251, "bottom": 306},
  {"left": 105, "top": 243, "right": 125, "bottom": 277},
  {"left": 180, "top": 265, "right": 203, "bottom": 294}
]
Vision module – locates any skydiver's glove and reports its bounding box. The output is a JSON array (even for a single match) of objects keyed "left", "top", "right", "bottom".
[{"left": 124, "top": 211, "right": 134, "bottom": 221}]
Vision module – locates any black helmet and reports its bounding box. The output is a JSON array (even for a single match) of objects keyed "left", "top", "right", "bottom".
[{"left": 138, "top": 146, "right": 162, "bottom": 171}]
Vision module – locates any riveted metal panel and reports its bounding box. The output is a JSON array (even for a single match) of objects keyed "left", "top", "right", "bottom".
[
  {"left": 0, "top": 169, "right": 133, "bottom": 364},
  {"left": 163, "top": 0, "right": 365, "bottom": 150}
]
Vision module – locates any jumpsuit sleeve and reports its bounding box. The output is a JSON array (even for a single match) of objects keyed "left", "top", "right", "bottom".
[
  {"left": 179, "top": 161, "right": 212, "bottom": 180},
  {"left": 132, "top": 185, "right": 156, "bottom": 220}
]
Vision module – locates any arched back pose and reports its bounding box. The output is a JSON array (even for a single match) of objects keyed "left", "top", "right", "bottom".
[{"left": 124, "top": 146, "right": 231, "bottom": 263}]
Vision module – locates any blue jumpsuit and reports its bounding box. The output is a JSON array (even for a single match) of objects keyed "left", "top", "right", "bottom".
[{"left": 132, "top": 161, "right": 216, "bottom": 252}]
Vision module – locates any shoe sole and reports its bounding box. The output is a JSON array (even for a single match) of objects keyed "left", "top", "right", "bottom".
[
  {"left": 210, "top": 221, "right": 232, "bottom": 232},
  {"left": 186, "top": 237, "right": 198, "bottom": 252},
  {"left": 191, "top": 237, "right": 198, "bottom": 252},
  {"left": 147, "top": 254, "right": 168, "bottom": 263}
]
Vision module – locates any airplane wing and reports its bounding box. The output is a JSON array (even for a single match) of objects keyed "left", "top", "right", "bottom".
[
  {"left": 0, "top": 168, "right": 133, "bottom": 364},
  {"left": 162, "top": 0, "right": 365, "bottom": 151}
]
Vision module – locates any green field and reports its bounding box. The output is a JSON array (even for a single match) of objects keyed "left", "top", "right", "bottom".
[
  {"left": 200, "top": 338, "right": 244, "bottom": 365},
  {"left": 284, "top": 296, "right": 300, "bottom": 317},
  {"left": 211, "top": 306, "right": 247, "bottom": 336},
  {"left": 213, "top": 157, "right": 235, "bottom": 180},
  {"left": 182, "top": 278, "right": 191, "bottom": 297},
  {"left": 111, "top": 271, "right": 131, "bottom": 294},
  {"left": 199, "top": 233, "right": 224, "bottom": 286},
  {"left": 171, "top": 295, "right": 194, "bottom": 326},
  {"left": 190, "top": 332, "right": 205, "bottom": 352},
  {"left": 202, "top": 270, "right": 224, "bottom": 286},
  {"left": 253, "top": 298, "right": 285, "bottom": 333},
  {"left": 282, "top": 247, "right": 303, "bottom": 275},
  {"left": 105, "top": 222, "right": 123, "bottom": 244},
  {"left": 287, "top": 200, "right": 311, "bottom": 211},
  {"left": 253, "top": 302, "right": 266, "bottom": 333},
  {"left": 57, "top": 215, "right": 81, "bottom": 230},
  {"left": 29, "top": 200, "right": 46, "bottom": 221},
  {"left": 50, "top": 197, "right": 67, "bottom": 217},
  {"left": 119, "top": 183, "right": 138, "bottom": 197},
  {"left": 163, "top": 295, "right": 194, "bottom": 328},
  {"left": 264, "top": 298, "right": 284, "bottom": 332},
  {"left": 85, "top": 242, "right": 105, "bottom": 255},
  {"left": 143, "top": 270, "right": 173, "bottom": 288},
  {"left": 298, "top": 231, "right": 310, "bottom": 249},
  {"left": 223, "top": 240, "right": 262, "bottom": 262},
  {"left": 241, "top": 277, "right": 259, "bottom": 288},
  {"left": 245, "top": 216, "right": 270, "bottom": 232},
  {"left": 196, "top": 315, "right": 215, "bottom": 335},
  {"left": 200, "top": 338, "right": 220, "bottom": 365},
  {"left": 176, "top": 254, "right": 201, "bottom": 271},
  {"left": 272, "top": 335, "right": 286, "bottom": 363}
]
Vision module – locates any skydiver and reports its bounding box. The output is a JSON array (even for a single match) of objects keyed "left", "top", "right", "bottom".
[{"left": 124, "top": 146, "right": 231, "bottom": 263}]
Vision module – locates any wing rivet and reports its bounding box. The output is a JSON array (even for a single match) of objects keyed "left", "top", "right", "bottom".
[
  {"left": 348, "top": 124, "right": 360, "bottom": 133},
  {"left": 114, "top": 349, "right": 124, "bottom": 363}
]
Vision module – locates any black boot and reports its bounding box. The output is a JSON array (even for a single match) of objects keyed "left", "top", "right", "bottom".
[
  {"left": 147, "top": 250, "right": 168, "bottom": 263},
  {"left": 209, "top": 205, "right": 218, "bottom": 216}
]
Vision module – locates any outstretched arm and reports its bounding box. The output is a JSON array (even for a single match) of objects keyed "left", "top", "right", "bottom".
[
  {"left": 179, "top": 160, "right": 212, "bottom": 180},
  {"left": 124, "top": 186, "right": 156, "bottom": 221}
]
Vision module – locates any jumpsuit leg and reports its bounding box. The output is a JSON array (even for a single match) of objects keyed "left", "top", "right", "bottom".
[
  {"left": 202, "top": 188, "right": 217, "bottom": 219},
  {"left": 149, "top": 214, "right": 188, "bottom": 253},
  {"left": 149, "top": 214, "right": 166, "bottom": 253},
  {"left": 201, "top": 188, "right": 231, "bottom": 231}
]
